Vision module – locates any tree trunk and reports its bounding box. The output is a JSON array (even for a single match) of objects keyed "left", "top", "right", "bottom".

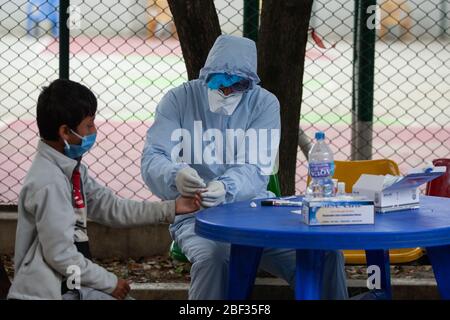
[
  {"left": 168, "top": 0, "right": 313, "bottom": 195},
  {"left": 258, "top": 0, "right": 313, "bottom": 195},
  {"left": 167, "top": 0, "right": 221, "bottom": 80}
]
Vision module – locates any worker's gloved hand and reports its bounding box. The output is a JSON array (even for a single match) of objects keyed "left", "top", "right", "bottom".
[
  {"left": 201, "top": 181, "right": 226, "bottom": 207},
  {"left": 175, "top": 167, "right": 206, "bottom": 197}
]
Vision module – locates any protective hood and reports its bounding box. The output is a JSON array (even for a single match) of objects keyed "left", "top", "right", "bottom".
[{"left": 199, "top": 34, "right": 260, "bottom": 90}]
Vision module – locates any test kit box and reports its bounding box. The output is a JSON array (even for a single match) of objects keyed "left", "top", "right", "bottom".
[
  {"left": 352, "top": 167, "right": 446, "bottom": 213},
  {"left": 300, "top": 197, "right": 374, "bottom": 226}
]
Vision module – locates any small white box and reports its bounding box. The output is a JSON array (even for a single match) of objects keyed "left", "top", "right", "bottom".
[
  {"left": 300, "top": 196, "right": 374, "bottom": 226},
  {"left": 352, "top": 166, "right": 446, "bottom": 213}
]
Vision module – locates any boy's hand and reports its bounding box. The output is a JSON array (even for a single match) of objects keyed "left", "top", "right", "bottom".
[
  {"left": 175, "top": 194, "right": 202, "bottom": 215},
  {"left": 111, "top": 279, "right": 131, "bottom": 300}
]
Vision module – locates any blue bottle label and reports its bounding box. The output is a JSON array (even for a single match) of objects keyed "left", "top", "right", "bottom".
[{"left": 309, "top": 162, "right": 335, "bottom": 178}]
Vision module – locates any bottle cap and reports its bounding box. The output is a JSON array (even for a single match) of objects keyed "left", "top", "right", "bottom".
[{"left": 315, "top": 131, "right": 325, "bottom": 140}]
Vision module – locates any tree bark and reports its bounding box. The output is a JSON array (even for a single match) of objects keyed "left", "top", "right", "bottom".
[
  {"left": 258, "top": 0, "right": 313, "bottom": 195},
  {"left": 167, "top": 0, "right": 221, "bottom": 80},
  {"left": 168, "top": 0, "right": 313, "bottom": 195}
]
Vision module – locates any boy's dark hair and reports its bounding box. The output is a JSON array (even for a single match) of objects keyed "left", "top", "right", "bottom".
[{"left": 36, "top": 79, "right": 97, "bottom": 141}]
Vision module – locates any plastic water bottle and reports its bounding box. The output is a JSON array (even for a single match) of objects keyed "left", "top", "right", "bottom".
[{"left": 306, "top": 131, "right": 335, "bottom": 198}]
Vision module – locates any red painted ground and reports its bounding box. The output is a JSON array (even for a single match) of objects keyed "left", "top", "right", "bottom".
[
  {"left": 43, "top": 35, "right": 336, "bottom": 61},
  {"left": 1, "top": 119, "right": 448, "bottom": 204},
  {"left": 0, "top": 119, "right": 155, "bottom": 203},
  {"left": 44, "top": 36, "right": 183, "bottom": 56}
]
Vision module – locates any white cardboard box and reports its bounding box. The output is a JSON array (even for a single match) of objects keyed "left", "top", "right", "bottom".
[
  {"left": 300, "top": 196, "right": 374, "bottom": 226},
  {"left": 352, "top": 167, "right": 446, "bottom": 213}
]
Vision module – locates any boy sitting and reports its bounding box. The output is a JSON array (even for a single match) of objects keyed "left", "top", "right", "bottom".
[{"left": 8, "top": 79, "right": 201, "bottom": 300}]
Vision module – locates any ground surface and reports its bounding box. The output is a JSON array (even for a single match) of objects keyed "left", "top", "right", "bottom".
[{"left": 1, "top": 253, "right": 435, "bottom": 283}]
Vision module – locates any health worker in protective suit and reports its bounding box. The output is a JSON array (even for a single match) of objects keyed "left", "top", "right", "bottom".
[{"left": 141, "top": 34, "right": 348, "bottom": 300}]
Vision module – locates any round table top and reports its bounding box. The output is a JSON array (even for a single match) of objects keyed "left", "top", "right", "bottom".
[{"left": 195, "top": 195, "right": 450, "bottom": 250}]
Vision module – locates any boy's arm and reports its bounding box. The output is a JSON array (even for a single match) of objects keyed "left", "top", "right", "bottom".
[
  {"left": 82, "top": 169, "right": 176, "bottom": 227},
  {"left": 31, "top": 184, "right": 118, "bottom": 294}
]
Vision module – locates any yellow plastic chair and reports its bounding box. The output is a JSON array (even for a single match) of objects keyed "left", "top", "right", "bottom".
[{"left": 307, "top": 159, "right": 424, "bottom": 264}]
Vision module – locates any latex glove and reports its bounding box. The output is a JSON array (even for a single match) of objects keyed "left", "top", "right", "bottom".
[
  {"left": 201, "top": 181, "right": 226, "bottom": 207},
  {"left": 175, "top": 167, "right": 206, "bottom": 196}
]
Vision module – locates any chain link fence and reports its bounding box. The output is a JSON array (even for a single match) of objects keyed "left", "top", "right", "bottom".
[
  {"left": 0, "top": 0, "right": 59, "bottom": 204},
  {"left": 300, "top": 0, "right": 449, "bottom": 192},
  {"left": 0, "top": 0, "right": 449, "bottom": 205}
]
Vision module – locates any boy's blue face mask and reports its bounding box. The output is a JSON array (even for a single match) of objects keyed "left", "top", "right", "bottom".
[{"left": 64, "top": 129, "right": 96, "bottom": 159}]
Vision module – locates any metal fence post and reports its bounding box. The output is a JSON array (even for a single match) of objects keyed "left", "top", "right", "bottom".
[
  {"left": 59, "top": 0, "right": 70, "bottom": 79},
  {"left": 441, "top": 0, "right": 448, "bottom": 38},
  {"left": 243, "top": 0, "right": 259, "bottom": 42},
  {"left": 351, "top": 0, "right": 376, "bottom": 160}
]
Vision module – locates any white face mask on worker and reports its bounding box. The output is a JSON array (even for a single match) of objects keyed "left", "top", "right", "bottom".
[{"left": 207, "top": 88, "right": 243, "bottom": 116}]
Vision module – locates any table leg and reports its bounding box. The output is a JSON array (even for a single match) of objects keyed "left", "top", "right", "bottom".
[
  {"left": 295, "top": 249, "right": 325, "bottom": 300},
  {"left": 228, "top": 244, "right": 263, "bottom": 300},
  {"left": 365, "top": 249, "right": 392, "bottom": 299},
  {"left": 426, "top": 245, "right": 450, "bottom": 300}
]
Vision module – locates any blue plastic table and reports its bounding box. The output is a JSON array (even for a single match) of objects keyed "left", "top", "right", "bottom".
[{"left": 195, "top": 195, "right": 450, "bottom": 300}]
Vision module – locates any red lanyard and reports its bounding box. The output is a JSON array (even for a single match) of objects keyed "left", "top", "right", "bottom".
[{"left": 72, "top": 167, "right": 85, "bottom": 209}]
